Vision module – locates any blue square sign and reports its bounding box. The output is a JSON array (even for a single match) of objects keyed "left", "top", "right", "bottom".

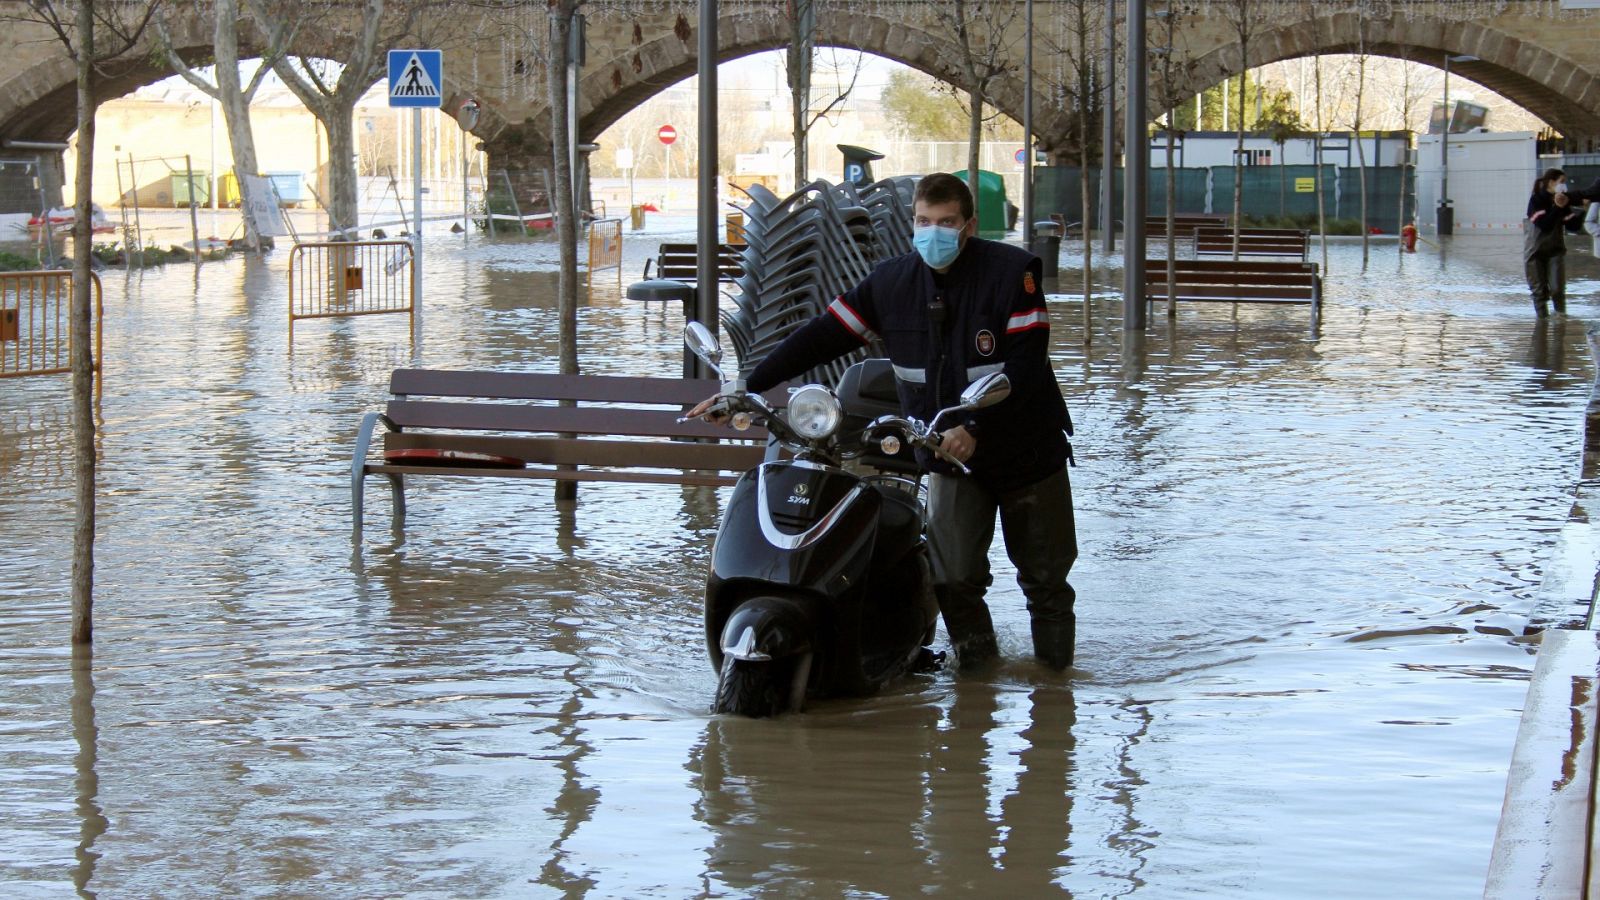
[{"left": 388, "top": 49, "right": 443, "bottom": 108}]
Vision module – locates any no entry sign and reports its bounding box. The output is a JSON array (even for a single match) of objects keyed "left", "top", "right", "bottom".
[{"left": 658, "top": 125, "right": 678, "bottom": 146}]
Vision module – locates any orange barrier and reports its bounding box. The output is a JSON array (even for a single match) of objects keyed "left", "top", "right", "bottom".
[
  {"left": 587, "top": 217, "right": 623, "bottom": 292},
  {"left": 288, "top": 240, "right": 415, "bottom": 342},
  {"left": 0, "top": 270, "right": 103, "bottom": 379}
]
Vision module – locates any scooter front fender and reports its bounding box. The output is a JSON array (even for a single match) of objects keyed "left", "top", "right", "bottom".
[{"left": 718, "top": 595, "right": 815, "bottom": 664}]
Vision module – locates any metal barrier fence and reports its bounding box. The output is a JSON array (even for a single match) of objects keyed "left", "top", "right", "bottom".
[
  {"left": 0, "top": 270, "right": 103, "bottom": 378},
  {"left": 587, "top": 217, "right": 623, "bottom": 291},
  {"left": 287, "top": 240, "right": 415, "bottom": 342}
]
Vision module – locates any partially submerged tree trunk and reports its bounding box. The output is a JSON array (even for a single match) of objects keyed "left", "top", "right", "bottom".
[
  {"left": 70, "top": 0, "right": 96, "bottom": 646},
  {"left": 549, "top": 0, "right": 581, "bottom": 501},
  {"left": 1353, "top": 18, "right": 1369, "bottom": 267},
  {"left": 1232, "top": 71, "right": 1245, "bottom": 259},
  {"left": 1313, "top": 51, "right": 1328, "bottom": 273}
]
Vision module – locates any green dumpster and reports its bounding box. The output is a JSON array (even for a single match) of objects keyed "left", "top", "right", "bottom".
[
  {"left": 956, "top": 169, "right": 1009, "bottom": 239},
  {"left": 171, "top": 170, "right": 211, "bottom": 208}
]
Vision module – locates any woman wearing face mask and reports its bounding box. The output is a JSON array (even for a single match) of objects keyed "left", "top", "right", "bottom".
[{"left": 1525, "top": 167, "right": 1582, "bottom": 317}]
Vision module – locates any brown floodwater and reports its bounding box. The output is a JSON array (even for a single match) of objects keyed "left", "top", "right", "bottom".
[{"left": 1, "top": 220, "right": 1595, "bottom": 897}]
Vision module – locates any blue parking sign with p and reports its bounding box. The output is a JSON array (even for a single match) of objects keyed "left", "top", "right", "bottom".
[{"left": 388, "top": 50, "right": 443, "bottom": 108}]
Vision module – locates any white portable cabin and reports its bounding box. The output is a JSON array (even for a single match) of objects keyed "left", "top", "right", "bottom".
[{"left": 1414, "top": 130, "right": 1538, "bottom": 233}]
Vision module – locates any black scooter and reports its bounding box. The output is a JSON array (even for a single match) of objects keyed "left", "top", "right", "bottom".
[{"left": 683, "top": 323, "right": 1011, "bottom": 717}]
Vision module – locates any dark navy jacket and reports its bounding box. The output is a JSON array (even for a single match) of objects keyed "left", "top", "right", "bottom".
[{"left": 746, "top": 237, "right": 1071, "bottom": 494}]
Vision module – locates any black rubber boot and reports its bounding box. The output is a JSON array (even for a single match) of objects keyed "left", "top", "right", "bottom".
[
  {"left": 1534, "top": 297, "right": 1550, "bottom": 317},
  {"left": 1030, "top": 616, "right": 1076, "bottom": 671},
  {"left": 936, "top": 586, "right": 1000, "bottom": 672}
]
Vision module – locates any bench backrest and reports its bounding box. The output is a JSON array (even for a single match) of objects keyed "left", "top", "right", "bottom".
[
  {"left": 1193, "top": 227, "right": 1309, "bottom": 260},
  {"left": 1145, "top": 259, "right": 1319, "bottom": 300},
  {"left": 652, "top": 243, "right": 743, "bottom": 282},
  {"left": 385, "top": 370, "right": 778, "bottom": 442}
]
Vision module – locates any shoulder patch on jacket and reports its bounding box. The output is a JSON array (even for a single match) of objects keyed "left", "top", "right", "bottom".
[{"left": 1023, "top": 271, "right": 1037, "bottom": 294}]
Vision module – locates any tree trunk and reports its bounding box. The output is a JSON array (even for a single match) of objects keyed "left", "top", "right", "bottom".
[
  {"left": 212, "top": 0, "right": 261, "bottom": 248},
  {"left": 788, "top": 0, "right": 814, "bottom": 191},
  {"left": 1313, "top": 53, "right": 1327, "bottom": 273},
  {"left": 1354, "top": 43, "right": 1369, "bottom": 266},
  {"left": 1080, "top": 12, "right": 1093, "bottom": 344},
  {"left": 968, "top": 92, "right": 983, "bottom": 229},
  {"left": 71, "top": 0, "right": 97, "bottom": 646},
  {"left": 549, "top": 1, "right": 581, "bottom": 500},
  {"left": 1165, "top": 124, "right": 1176, "bottom": 318},
  {"left": 323, "top": 103, "right": 359, "bottom": 238},
  {"left": 1232, "top": 69, "right": 1245, "bottom": 259}
]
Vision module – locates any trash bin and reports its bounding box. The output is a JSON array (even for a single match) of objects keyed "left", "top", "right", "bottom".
[
  {"left": 170, "top": 170, "right": 210, "bottom": 208},
  {"left": 956, "top": 169, "right": 1010, "bottom": 239},
  {"left": 630, "top": 204, "right": 646, "bottom": 231},
  {"left": 1033, "top": 221, "right": 1063, "bottom": 279},
  {"left": 266, "top": 172, "right": 305, "bottom": 208},
  {"left": 219, "top": 172, "right": 241, "bottom": 207},
  {"left": 1436, "top": 201, "right": 1454, "bottom": 236}
]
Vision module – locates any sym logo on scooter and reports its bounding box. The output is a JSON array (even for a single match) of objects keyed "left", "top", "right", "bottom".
[{"left": 786, "top": 483, "right": 811, "bottom": 507}]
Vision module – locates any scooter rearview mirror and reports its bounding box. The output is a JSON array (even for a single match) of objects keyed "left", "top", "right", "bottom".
[
  {"left": 684, "top": 322, "right": 724, "bottom": 375},
  {"left": 959, "top": 373, "right": 1011, "bottom": 410}
]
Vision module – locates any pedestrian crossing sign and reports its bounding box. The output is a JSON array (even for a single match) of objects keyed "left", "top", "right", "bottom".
[{"left": 388, "top": 50, "right": 443, "bottom": 108}]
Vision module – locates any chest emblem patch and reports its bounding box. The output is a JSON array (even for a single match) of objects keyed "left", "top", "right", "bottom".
[{"left": 975, "top": 329, "right": 996, "bottom": 356}]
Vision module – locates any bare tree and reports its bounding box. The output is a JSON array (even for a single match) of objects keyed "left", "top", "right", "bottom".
[
  {"left": 1312, "top": 48, "right": 1328, "bottom": 272},
  {"left": 152, "top": 0, "right": 298, "bottom": 249},
  {"left": 254, "top": 0, "right": 424, "bottom": 237},
  {"left": 931, "top": 0, "right": 1022, "bottom": 227},
  {"left": 1218, "top": 0, "right": 1267, "bottom": 256},
  {"left": 1153, "top": 1, "right": 1195, "bottom": 318},
  {"left": 10, "top": 0, "right": 160, "bottom": 645},
  {"left": 1349, "top": 7, "right": 1370, "bottom": 266},
  {"left": 789, "top": 36, "right": 863, "bottom": 189}
]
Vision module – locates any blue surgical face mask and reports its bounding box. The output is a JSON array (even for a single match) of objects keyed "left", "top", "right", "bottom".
[{"left": 913, "top": 224, "right": 964, "bottom": 269}]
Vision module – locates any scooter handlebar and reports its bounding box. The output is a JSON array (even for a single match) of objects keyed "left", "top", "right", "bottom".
[{"left": 866, "top": 415, "right": 972, "bottom": 475}]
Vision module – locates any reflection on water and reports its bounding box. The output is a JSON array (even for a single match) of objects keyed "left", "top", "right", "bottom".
[
  {"left": 72, "top": 648, "right": 106, "bottom": 898},
  {"left": 0, "top": 230, "right": 1595, "bottom": 896}
]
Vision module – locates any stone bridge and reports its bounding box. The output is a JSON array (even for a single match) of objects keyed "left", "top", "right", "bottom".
[{"left": 2, "top": 0, "right": 1598, "bottom": 182}]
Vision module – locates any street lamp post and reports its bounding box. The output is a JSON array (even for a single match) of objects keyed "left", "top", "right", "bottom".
[
  {"left": 1023, "top": 0, "right": 1034, "bottom": 254},
  {"left": 1437, "top": 53, "right": 1478, "bottom": 236}
]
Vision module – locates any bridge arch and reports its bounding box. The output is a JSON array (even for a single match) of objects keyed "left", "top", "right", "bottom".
[
  {"left": 485, "top": 9, "right": 1079, "bottom": 168},
  {"left": 1182, "top": 11, "right": 1600, "bottom": 140}
]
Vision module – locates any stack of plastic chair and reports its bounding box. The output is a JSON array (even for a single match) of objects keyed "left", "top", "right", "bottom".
[{"left": 721, "top": 177, "right": 915, "bottom": 387}]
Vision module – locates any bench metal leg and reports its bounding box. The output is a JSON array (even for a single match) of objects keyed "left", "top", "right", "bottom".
[
  {"left": 388, "top": 474, "right": 406, "bottom": 532},
  {"left": 352, "top": 411, "right": 401, "bottom": 539}
]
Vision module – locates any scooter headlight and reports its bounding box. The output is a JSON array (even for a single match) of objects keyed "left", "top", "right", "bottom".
[{"left": 787, "top": 385, "right": 843, "bottom": 440}]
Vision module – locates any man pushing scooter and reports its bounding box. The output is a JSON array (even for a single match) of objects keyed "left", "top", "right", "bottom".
[{"left": 690, "top": 173, "right": 1079, "bottom": 671}]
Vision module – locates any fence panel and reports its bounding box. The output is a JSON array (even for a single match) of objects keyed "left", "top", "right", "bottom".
[
  {"left": 586, "top": 217, "right": 623, "bottom": 291},
  {"left": 288, "top": 240, "right": 414, "bottom": 342},
  {"left": 0, "top": 270, "right": 102, "bottom": 378}
]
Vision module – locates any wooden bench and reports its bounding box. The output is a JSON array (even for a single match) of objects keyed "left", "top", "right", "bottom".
[
  {"left": 643, "top": 243, "right": 744, "bottom": 283},
  {"left": 1145, "top": 258, "right": 1322, "bottom": 322},
  {"left": 351, "top": 369, "right": 780, "bottom": 533},
  {"left": 1194, "top": 226, "right": 1310, "bottom": 261}
]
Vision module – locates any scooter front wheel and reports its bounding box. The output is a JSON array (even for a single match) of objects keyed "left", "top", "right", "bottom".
[{"left": 712, "top": 654, "right": 806, "bottom": 718}]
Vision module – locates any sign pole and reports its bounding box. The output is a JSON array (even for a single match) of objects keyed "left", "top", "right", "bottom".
[
  {"left": 413, "top": 107, "right": 423, "bottom": 310},
  {"left": 387, "top": 49, "right": 444, "bottom": 328}
]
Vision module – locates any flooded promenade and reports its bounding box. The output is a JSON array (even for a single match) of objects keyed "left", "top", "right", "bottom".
[{"left": 2, "top": 223, "right": 1596, "bottom": 897}]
